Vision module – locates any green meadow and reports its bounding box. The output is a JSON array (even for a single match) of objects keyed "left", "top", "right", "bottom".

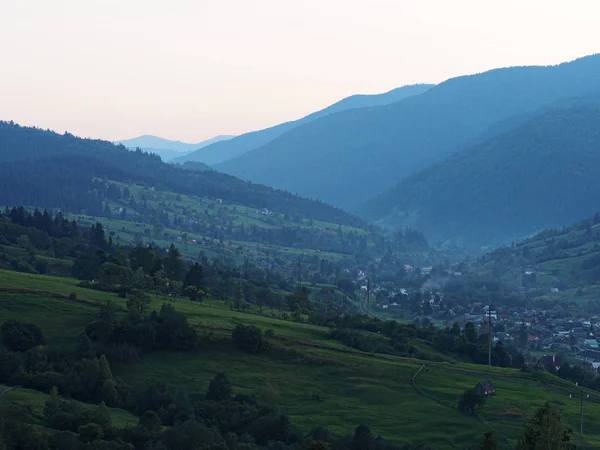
[{"left": 1, "top": 270, "right": 598, "bottom": 448}]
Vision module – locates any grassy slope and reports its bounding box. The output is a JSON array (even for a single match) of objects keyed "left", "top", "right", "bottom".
[
  {"left": 68, "top": 181, "right": 366, "bottom": 265},
  {"left": 474, "top": 221, "right": 600, "bottom": 306},
  {"left": 0, "top": 384, "right": 138, "bottom": 429},
  {"left": 2, "top": 270, "right": 600, "bottom": 448}
]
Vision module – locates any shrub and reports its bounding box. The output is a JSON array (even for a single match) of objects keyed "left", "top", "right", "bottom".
[
  {"left": 69, "top": 292, "right": 78, "bottom": 301},
  {"left": 232, "top": 324, "right": 270, "bottom": 354},
  {"left": 1, "top": 319, "right": 46, "bottom": 352}
]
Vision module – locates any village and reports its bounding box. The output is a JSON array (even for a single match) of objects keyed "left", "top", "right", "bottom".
[{"left": 358, "top": 265, "right": 600, "bottom": 378}]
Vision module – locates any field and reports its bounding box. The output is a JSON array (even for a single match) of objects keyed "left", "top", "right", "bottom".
[
  {"left": 66, "top": 181, "right": 366, "bottom": 267},
  {"left": 2, "top": 270, "right": 600, "bottom": 448},
  {"left": 0, "top": 384, "right": 138, "bottom": 429}
]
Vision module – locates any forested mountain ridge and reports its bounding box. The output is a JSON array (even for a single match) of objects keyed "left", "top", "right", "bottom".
[
  {"left": 173, "top": 84, "right": 433, "bottom": 166},
  {"left": 361, "top": 101, "right": 600, "bottom": 247},
  {"left": 216, "top": 54, "right": 600, "bottom": 210},
  {"left": 0, "top": 121, "right": 362, "bottom": 227}
]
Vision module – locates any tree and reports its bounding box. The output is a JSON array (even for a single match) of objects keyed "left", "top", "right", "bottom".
[
  {"left": 518, "top": 323, "right": 529, "bottom": 350},
  {"left": 352, "top": 424, "right": 373, "bottom": 450},
  {"left": 131, "top": 267, "right": 152, "bottom": 289},
  {"left": 139, "top": 410, "right": 162, "bottom": 433},
  {"left": 43, "top": 386, "right": 62, "bottom": 422},
  {"left": 450, "top": 322, "right": 461, "bottom": 336},
  {"left": 186, "top": 284, "right": 200, "bottom": 303},
  {"left": 129, "top": 246, "right": 158, "bottom": 274},
  {"left": 476, "top": 432, "right": 498, "bottom": 450},
  {"left": 308, "top": 440, "right": 331, "bottom": 450},
  {"left": 234, "top": 281, "right": 244, "bottom": 310},
  {"left": 206, "top": 373, "right": 232, "bottom": 402},
  {"left": 97, "top": 262, "right": 132, "bottom": 286},
  {"left": 78, "top": 423, "right": 104, "bottom": 443},
  {"left": 232, "top": 324, "right": 270, "bottom": 354},
  {"left": 184, "top": 263, "right": 204, "bottom": 291},
  {"left": 0, "top": 319, "right": 46, "bottom": 352},
  {"left": 286, "top": 288, "right": 313, "bottom": 314},
  {"left": 126, "top": 289, "right": 152, "bottom": 315},
  {"left": 423, "top": 300, "right": 433, "bottom": 316},
  {"left": 492, "top": 341, "right": 511, "bottom": 367},
  {"left": 163, "top": 244, "right": 183, "bottom": 280},
  {"left": 16, "top": 234, "right": 33, "bottom": 252},
  {"left": 517, "top": 402, "right": 575, "bottom": 450},
  {"left": 463, "top": 322, "right": 477, "bottom": 344},
  {"left": 458, "top": 389, "right": 485, "bottom": 415}
]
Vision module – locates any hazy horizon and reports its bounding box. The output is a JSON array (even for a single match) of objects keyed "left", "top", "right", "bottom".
[{"left": 1, "top": 0, "right": 598, "bottom": 142}]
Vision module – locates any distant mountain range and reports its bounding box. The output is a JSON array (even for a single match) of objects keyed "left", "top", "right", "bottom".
[
  {"left": 115, "top": 134, "right": 234, "bottom": 162},
  {"left": 362, "top": 99, "right": 600, "bottom": 248},
  {"left": 172, "top": 84, "right": 434, "bottom": 166},
  {"left": 215, "top": 54, "right": 600, "bottom": 212}
]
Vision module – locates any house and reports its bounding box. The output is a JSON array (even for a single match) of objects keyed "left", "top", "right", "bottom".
[
  {"left": 576, "top": 350, "right": 600, "bottom": 369},
  {"left": 493, "top": 332, "right": 511, "bottom": 343},
  {"left": 474, "top": 381, "right": 495, "bottom": 396},
  {"left": 581, "top": 339, "right": 599, "bottom": 350},
  {"left": 537, "top": 355, "right": 562, "bottom": 373}
]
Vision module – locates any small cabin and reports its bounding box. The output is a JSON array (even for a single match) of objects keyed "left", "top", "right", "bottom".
[{"left": 474, "top": 380, "right": 495, "bottom": 396}]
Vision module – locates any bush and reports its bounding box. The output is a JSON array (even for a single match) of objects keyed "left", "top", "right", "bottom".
[
  {"left": 69, "top": 292, "right": 78, "bottom": 301},
  {"left": 232, "top": 324, "right": 270, "bottom": 354},
  {"left": 1, "top": 319, "right": 46, "bottom": 352},
  {"left": 458, "top": 389, "right": 485, "bottom": 415},
  {"left": 78, "top": 423, "right": 104, "bottom": 442}
]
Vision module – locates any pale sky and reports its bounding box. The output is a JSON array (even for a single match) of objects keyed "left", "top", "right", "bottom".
[{"left": 0, "top": 0, "right": 598, "bottom": 143}]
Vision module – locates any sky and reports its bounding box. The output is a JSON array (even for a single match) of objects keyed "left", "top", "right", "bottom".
[{"left": 0, "top": 0, "right": 598, "bottom": 143}]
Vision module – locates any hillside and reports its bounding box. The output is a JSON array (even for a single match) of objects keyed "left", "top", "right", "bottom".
[
  {"left": 215, "top": 54, "right": 600, "bottom": 210},
  {"left": 173, "top": 84, "right": 433, "bottom": 166},
  {"left": 0, "top": 121, "right": 440, "bottom": 293},
  {"left": 361, "top": 101, "right": 600, "bottom": 248},
  {"left": 116, "top": 134, "right": 234, "bottom": 161},
  {"left": 473, "top": 208, "right": 600, "bottom": 307},
  {"left": 0, "top": 121, "right": 361, "bottom": 227},
  {"left": 1, "top": 269, "right": 599, "bottom": 449}
]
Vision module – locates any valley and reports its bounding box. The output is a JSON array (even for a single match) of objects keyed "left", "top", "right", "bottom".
[{"left": 1, "top": 39, "right": 600, "bottom": 450}]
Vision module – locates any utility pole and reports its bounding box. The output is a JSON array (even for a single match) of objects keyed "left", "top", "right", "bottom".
[
  {"left": 366, "top": 279, "right": 371, "bottom": 316},
  {"left": 580, "top": 376, "right": 585, "bottom": 441},
  {"left": 488, "top": 309, "right": 492, "bottom": 372}
]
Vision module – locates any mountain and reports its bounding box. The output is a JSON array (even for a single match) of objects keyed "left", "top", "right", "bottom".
[
  {"left": 116, "top": 134, "right": 233, "bottom": 152},
  {"left": 116, "top": 134, "right": 234, "bottom": 161},
  {"left": 215, "top": 54, "right": 600, "bottom": 210},
  {"left": 361, "top": 101, "right": 600, "bottom": 248},
  {"left": 172, "top": 84, "right": 434, "bottom": 166},
  {"left": 0, "top": 121, "right": 361, "bottom": 226}
]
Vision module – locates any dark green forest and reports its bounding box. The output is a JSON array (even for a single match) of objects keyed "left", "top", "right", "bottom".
[
  {"left": 363, "top": 102, "right": 600, "bottom": 247},
  {"left": 0, "top": 121, "right": 361, "bottom": 227}
]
